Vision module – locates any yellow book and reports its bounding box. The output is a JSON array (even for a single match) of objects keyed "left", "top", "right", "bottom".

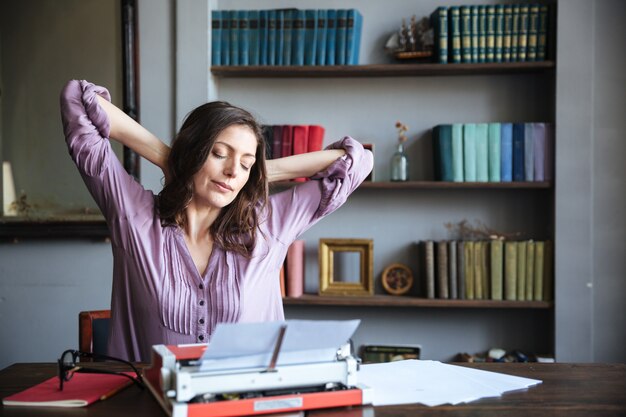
[
  {"left": 525, "top": 240, "right": 535, "bottom": 300},
  {"left": 481, "top": 241, "right": 490, "bottom": 298},
  {"left": 490, "top": 239, "right": 503, "bottom": 300},
  {"left": 474, "top": 241, "right": 483, "bottom": 299},
  {"left": 504, "top": 241, "right": 517, "bottom": 301},
  {"left": 543, "top": 240, "right": 554, "bottom": 301},
  {"left": 533, "top": 241, "right": 545, "bottom": 301},
  {"left": 516, "top": 241, "right": 527, "bottom": 301},
  {"left": 464, "top": 241, "right": 475, "bottom": 300}
]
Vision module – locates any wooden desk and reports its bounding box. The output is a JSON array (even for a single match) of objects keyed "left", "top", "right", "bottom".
[{"left": 0, "top": 363, "right": 624, "bottom": 417}]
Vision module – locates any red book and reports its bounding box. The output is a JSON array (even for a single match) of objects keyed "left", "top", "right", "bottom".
[
  {"left": 307, "top": 125, "right": 325, "bottom": 152},
  {"left": 287, "top": 240, "right": 305, "bottom": 297},
  {"left": 272, "top": 125, "right": 283, "bottom": 159},
  {"left": 2, "top": 372, "right": 134, "bottom": 408},
  {"left": 281, "top": 125, "right": 294, "bottom": 159},
  {"left": 279, "top": 264, "right": 286, "bottom": 298},
  {"left": 292, "top": 125, "right": 310, "bottom": 182}
]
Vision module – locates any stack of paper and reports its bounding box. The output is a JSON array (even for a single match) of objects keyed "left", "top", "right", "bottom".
[{"left": 358, "top": 359, "right": 541, "bottom": 407}]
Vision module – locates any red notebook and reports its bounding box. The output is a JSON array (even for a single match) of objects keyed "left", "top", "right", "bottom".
[{"left": 2, "top": 372, "right": 133, "bottom": 408}]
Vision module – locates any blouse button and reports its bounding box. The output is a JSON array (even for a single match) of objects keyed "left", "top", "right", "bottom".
[
  {"left": 199, "top": 284, "right": 204, "bottom": 290},
  {"left": 199, "top": 300, "right": 205, "bottom": 306},
  {"left": 199, "top": 318, "right": 205, "bottom": 324},
  {"left": 199, "top": 335, "right": 205, "bottom": 341}
]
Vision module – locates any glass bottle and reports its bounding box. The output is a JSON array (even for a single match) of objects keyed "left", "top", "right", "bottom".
[{"left": 390, "top": 142, "right": 409, "bottom": 181}]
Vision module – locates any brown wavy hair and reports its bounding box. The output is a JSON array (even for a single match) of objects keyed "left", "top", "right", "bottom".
[{"left": 156, "top": 101, "right": 269, "bottom": 257}]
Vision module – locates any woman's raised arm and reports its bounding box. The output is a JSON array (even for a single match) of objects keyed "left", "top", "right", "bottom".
[{"left": 265, "top": 149, "right": 346, "bottom": 183}]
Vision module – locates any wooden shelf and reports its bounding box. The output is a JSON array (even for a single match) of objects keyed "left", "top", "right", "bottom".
[
  {"left": 211, "top": 61, "right": 556, "bottom": 78},
  {"left": 283, "top": 294, "right": 552, "bottom": 309},
  {"left": 272, "top": 181, "right": 552, "bottom": 190}
]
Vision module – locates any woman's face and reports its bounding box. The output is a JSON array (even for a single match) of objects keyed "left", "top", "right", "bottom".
[{"left": 191, "top": 124, "right": 258, "bottom": 209}]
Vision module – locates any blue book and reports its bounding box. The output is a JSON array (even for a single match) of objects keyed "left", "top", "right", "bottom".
[
  {"left": 524, "top": 122, "right": 534, "bottom": 181},
  {"left": 488, "top": 123, "right": 501, "bottom": 182},
  {"left": 345, "top": 9, "right": 362, "bottom": 65},
  {"left": 335, "top": 9, "right": 347, "bottom": 65},
  {"left": 478, "top": 5, "right": 487, "bottom": 62},
  {"left": 433, "top": 125, "right": 454, "bottom": 181},
  {"left": 211, "top": 10, "right": 222, "bottom": 66},
  {"left": 430, "top": 6, "right": 448, "bottom": 64},
  {"left": 230, "top": 10, "right": 240, "bottom": 65},
  {"left": 303, "top": 9, "right": 317, "bottom": 65},
  {"left": 238, "top": 10, "right": 250, "bottom": 66},
  {"left": 316, "top": 10, "right": 327, "bottom": 65},
  {"left": 326, "top": 10, "right": 337, "bottom": 65},
  {"left": 470, "top": 6, "right": 479, "bottom": 62},
  {"left": 452, "top": 123, "right": 464, "bottom": 182},
  {"left": 475, "top": 123, "right": 489, "bottom": 182},
  {"left": 249, "top": 10, "right": 260, "bottom": 65},
  {"left": 268, "top": 10, "right": 277, "bottom": 66},
  {"left": 463, "top": 123, "right": 477, "bottom": 182},
  {"left": 221, "top": 10, "right": 231, "bottom": 66},
  {"left": 512, "top": 123, "right": 525, "bottom": 181},
  {"left": 460, "top": 6, "right": 471, "bottom": 63},
  {"left": 292, "top": 9, "right": 306, "bottom": 66},
  {"left": 448, "top": 6, "right": 461, "bottom": 63},
  {"left": 281, "top": 9, "right": 294, "bottom": 66},
  {"left": 500, "top": 123, "right": 513, "bottom": 182},
  {"left": 259, "top": 10, "right": 269, "bottom": 65},
  {"left": 275, "top": 10, "right": 284, "bottom": 65}
]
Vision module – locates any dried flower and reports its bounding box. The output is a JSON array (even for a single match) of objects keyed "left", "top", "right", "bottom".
[{"left": 395, "top": 120, "right": 409, "bottom": 143}]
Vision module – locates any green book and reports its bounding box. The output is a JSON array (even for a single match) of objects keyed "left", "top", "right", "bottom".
[
  {"left": 464, "top": 241, "right": 475, "bottom": 300},
  {"left": 430, "top": 6, "right": 449, "bottom": 64},
  {"left": 504, "top": 241, "right": 517, "bottom": 301},
  {"left": 533, "top": 241, "right": 545, "bottom": 301},
  {"left": 543, "top": 240, "right": 553, "bottom": 301},
  {"left": 537, "top": 5, "right": 549, "bottom": 61},
  {"left": 517, "top": 4, "right": 529, "bottom": 61},
  {"left": 463, "top": 123, "right": 477, "bottom": 181},
  {"left": 457, "top": 241, "right": 466, "bottom": 299},
  {"left": 452, "top": 123, "right": 464, "bottom": 182},
  {"left": 437, "top": 241, "right": 449, "bottom": 299},
  {"left": 516, "top": 241, "right": 527, "bottom": 301},
  {"left": 503, "top": 5, "right": 513, "bottom": 62},
  {"left": 460, "top": 6, "right": 472, "bottom": 63},
  {"left": 525, "top": 240, "right": 535, "bottom": 300},
  {"left": 488, "top": 123, "right": 501, "bottom": 182},
  {"left": 527, "top": 4, "right": 540, "bottom": 61},
  {"left": 481, "top": 240, "right": 490, "bottom": 299},
  {"left": 490, "top": 239, "right": 503, "bottom": 300},
  {"left": 473, "top": 241, "right": 483, "bottom": 299},
  {"left": 470, "top": 6, "right": 479, "bottom": 62},
  {"left": 494, "top": 5, "right": 504, "bottom": 62},
  {"left": 511, "top": 4, "right": 520, "bottom": 61},
  {"left": 486, "top": 5, "right": 496, "bottom": 62},
  {"left": 448, "top": 6, "right": 461, "bottom": 63},
  {"left": 478, "top": 6, "right": 487, "bottom": 62},
  {"left": 475, "top": 123, "right": 489, "bottom": 182}
]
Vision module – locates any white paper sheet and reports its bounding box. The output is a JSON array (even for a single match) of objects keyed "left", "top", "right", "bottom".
[
  {"left": 199, "top": 319, "right": 360, "bottom": 372},
  {"left": 358, "top": 360, "right": 541, "bottom": 407}
]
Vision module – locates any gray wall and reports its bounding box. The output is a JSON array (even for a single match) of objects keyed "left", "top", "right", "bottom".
[{"left": 0, "top": 0, "right": 624, "bottom": 369}]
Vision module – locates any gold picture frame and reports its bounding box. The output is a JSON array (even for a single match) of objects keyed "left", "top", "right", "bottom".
[{"left": 319, "top": 238, "right": 374, "bottom": 296}]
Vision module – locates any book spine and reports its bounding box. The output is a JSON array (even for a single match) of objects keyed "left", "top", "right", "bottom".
[
  {"left": 512, "top": 123, "right": 525, "bottom": 181},
  {"left": 463, "top": 123, "right": 477, "bottom": 182},
  {"left": 481, "top": 240, "right": 490, "bottom": 300},
  {"left": 544, "top": 123, "right": 554, "bottom": 181},
  {"left": 517, "top": 4, "right": 529, "bottom": 61},
  {"left": 286, "top": 240, "right": 305, "bottom": 297},
  {"left": 524, "top": 122, "right": 535, "bottom": 181},
  {"left": 457, "top": 241, "right": 466, "bottom": 299},
  {"left": 345, "top": 9, "right": 357, "bottom": 65},
  {"left": 211, "top": 10, "right": 222, "bottom": 66},
  {"left": 230, "top": 10, "right": 240, "bottom": 65},
  {"left": 238, "top": 10, "right": 250, "bottom": 66},
  {"left": 451, "top": 123, "right": 464, "bottom": 182},
  {"left": 543, "top": 241, "right": 553, "bottom": 301},
  {"left": 282, "top": 9, "right": 293, "bottom": 66},
  {"left": 473, "top": 241, "right": 483, "bottom": 300},
  {"left": 448, "top": 241, "right": 458, "bottom": 299},
  {"left": 424, "top": 241, "right": 435, "bottom": 299},
  {"left": 488, "top": 122, "right": 501, "bottom": 182},
  {"left": 475, "top": 123, "right": 489, "bottom": 182},
  {"left": 249, "top": 10, "right": 260, "bottom": 66},
  {"left": 268, "top": 10, "right": 277, "bottom": 66},
  {"left": 448, "top": 6, "right": 461, "bottom": 63},
  {"left": 533, "top": 122, "right": 546, "bottom": 181},
  {"left": 470, "top": 6, "right": 479, "bottom": 63},
  {"left": 306, "top": 125, "right": 325, "bottom": 152},
  {"left": 316, "top": 10, "right": 327, "bottom": 65},
  {"left": 352, "top": 10, "right": 363, "bottom": 65},
  {"left": 221, "top": 10, "right": 231, "bottom": 66},
  {"left": 259, "top": 10, "right": 268, "bottom": 65},
  {"left": 511, "top": 5, "right": 520, "bottom": 61},
  {"left": 490, "top": 239, "right": 503, "bottom": 300},
  {"left": 537, "top": 5, "right": 549, "bottom": 61},
  {"left": 464, "top": 241, "right": 475, "bottom": 300},
  {"left": 437, "top": 241, "right": 449, "bottom": 299},
  {"left": 478, "top": 6, "right": 487, "bottom": 62},
  {"left": 486, "top": 5, "right": 496, "bottom": 62},
  {"left": 500, "top": 123, "right": 513, "bottom": 182},
  {"left": 335, "top": 9, "right": 347, "bottom": 65},
  {"left": 494, "top": 5, "right": 504, "bottom": 62},
  {"left": 533, "top": 241, "right": 544, "bottom": 301},
  {"left": 460, "top": 6, "right": 472, "bottom": 63},
  {"left": 281, "top": 125, "right": 293, "bottom": 158},
  {"left": 292, "top": 9, "right": 306, "bottom": 66},
  {"left": 326, "top": 10, "right": 337, "bottom": 65},
  {"left": 275, "top": 10, "right": 284, "bottom": 65},
  {"left": 516, "top": 241, "right": 527, "bottom": 301},
  {"left": 439, "top": 125, "right": 453, "bottom": 181},
  {"left": 527, "top": 4, "right": 540, "bottom": 61},
  {"left": 291, "top": 125, "right": 309, "bottom": 182},
  {"left": 303, "top": 9, "right": 317, "bottom": 66},
  {"left": 431, "top": 7, "right": 448, "bottom": 64},
  {"left": 504, "top": 241, "right": 517, "bottom": 301},
  {"left": 525, "top": 241, "right": 535, "bottom": 301},
  {"left": 502, "top": 5, "right": 512, "bottom": 62}
]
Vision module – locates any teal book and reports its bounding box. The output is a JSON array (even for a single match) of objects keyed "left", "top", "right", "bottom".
[
  {"left": 524, "top": 122, "right": 534, "bottom": 181},
  {"left": 430, "top": 6, "right": 448, "bottom": 64},
  {"left": 538, "top": 5, "right": 549, "bottom": 61},
  {"left": 316, "top": 10, "right": 327, "bottom": 65},
  {"left": 282, "top": 9, "right": 294, "bottom": 66},
  {"left": 460, "top": 6, "right": 472, "bottom": 63},
  {"left": 275, "top": 10, "right": 284, "bottom": 65},
  {"left": 470, "top": 6, "right": 479, "bottom": 63},
  {"left": 478, "top": 5, "right": 487, "bottom": 62},
  {"left": 452, "top": 123, "right": 464, "bottom": 182},
  {"left": 486, "top": 5, "right": 495, "bottom": 62},
  {"left": 303, "top": 9, "right": 317, "bottom": 65},
  {"left": 488, "top": 123, "right": 501, "bottom": 182},
  {"left": 502, "top": 5, "right": 512, "bottom": 62},
  {"left": 517, "top": 4, "right": 529, "bottom": 61},
  {"left": 249, "top": 10, "right": 260, "bottom": 65},
  {"left": 335, "top": 9, "right": 348, "bottom": 65},
  {"left": 221, "top": 10, "right": 231, "bottom": 66},
  {"left": 494, "top": 4, "right": 504, "bottom": 62},
  {"left": 500, "top": 123, "right": 513, "bottom": 182},
  {"left": 238, "top": 10, "right": 250, "bottom": 66},
  {"left": 475, "top": 123, "right": 489, "bottom": 182},
  {"left": 326, "top": 10, "right": 337, "bottom": 65},
  {"left": 463, "top": 123, "right": 477, "bottom": 182},
  {"left": 527, "top": 4, "right": 540, "bottom": 61},
  {"left": 433, "top": 125, "right": 453, "bottom": 181},
  {"left": 211, "top": 10, "right": 222, "bottom": 66},
  {"left": 267, "top": 10, "right": 277, "bottom": 66},
  {"left": 292, "top": 9, "right": 306, "bottom": 66},
  {"left": 345, "top": 9, "right": 362, "bottom": 65},
  {"left": 230, "top": 10, "right": 240, "bottom": 65},
  {"left": 259, "top": 10, "right": 268, "bottom": 65},
  {"left": 511, "top": 4, "right": 520, "bottom": 61},
  {"left": 448, "top": 6, "right": 461, "bottom": 63}
]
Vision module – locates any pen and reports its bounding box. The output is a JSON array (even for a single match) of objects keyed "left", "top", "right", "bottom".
[{"left": 100, "top": 380, "right": 133, "bottom": 401}]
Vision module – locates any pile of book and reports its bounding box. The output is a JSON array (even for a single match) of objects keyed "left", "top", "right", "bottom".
[
  {"left": 432, "top": 122, "right": 553, "bottom": 182},
  {"left": 430, "top": 4, "right": 550, "bottom": 64},
  {"left": 418, "top": 239, "right": 553, "bottom": 302},
  {"left": 211, "top": 9, "right": 363, "bottom": 66}
]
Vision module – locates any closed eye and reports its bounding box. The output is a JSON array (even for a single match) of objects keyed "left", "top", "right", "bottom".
[{"left": 212, "top": 152, "right": 226, "bottom": 160}]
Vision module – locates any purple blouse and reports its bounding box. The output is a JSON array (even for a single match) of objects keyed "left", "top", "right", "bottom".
[{"left": 60, "top": 80, "right": 373, "bottom": 362}]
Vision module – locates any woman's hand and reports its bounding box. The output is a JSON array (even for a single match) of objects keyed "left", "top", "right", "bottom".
[{"left": 266, "top": 149, "right": 346, "bottom": 183}]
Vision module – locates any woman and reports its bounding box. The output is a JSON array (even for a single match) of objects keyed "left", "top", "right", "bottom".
[{"left": 60, "top": 80, "right": 373, "bottom": 362}]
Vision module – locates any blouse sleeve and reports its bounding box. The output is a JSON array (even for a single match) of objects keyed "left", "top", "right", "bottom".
[
  {"left": 265, "top": 136, "right": 373, "bottom": 244},
  {"left": 59, "top": 80, "right": 154, "bottom": 241}
]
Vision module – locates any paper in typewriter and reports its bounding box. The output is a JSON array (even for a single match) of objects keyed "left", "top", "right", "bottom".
[{"left": 199, "top": 319, "right": 360, "bottom": 372}]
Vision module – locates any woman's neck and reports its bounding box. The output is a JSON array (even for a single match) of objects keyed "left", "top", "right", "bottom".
[{"left": 183, "top": 203, "right": 221, "bottom": 243}]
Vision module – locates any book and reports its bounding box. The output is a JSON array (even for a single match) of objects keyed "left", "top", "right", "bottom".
[
  {"left": 475, "top": 123, "right": 489, "bottom": 182},
  {"left": 516, "top": 240, "right": 527, "bottom": 301},
  {"left": 543, "top": 240, "right": 553, "bottom": 301},
  {"left": 533, "top": 122, "right": 547, "bottom": 181},
  {"left": 345, "top": 9, "right": 362, "bottom": 65},
  {"left": 211, "top": 10, "right": 222, "bottom": 66},
  {"left": 457, "top": 241, "right": 466, "bottom": 299},
  {"left": 488, "top": 122, "right": 501, "bottom": 182},
  {"left": 267, "top": 10, "right": 277, "bottom": 66},
  {"left": 436, "top": 241, "right": 449, "bottom": 299},
  {"left": 2, "top": 372, "right": 133, "bottom": 408},
  {"left": 448, "top": 6, "right": 461, "bottom": 63},
  {"left": 315, "top": 10, "right": 327, "bottom": 65},
  {"left": 303, "top": 9, "right": 317, "bottom": 66},
  {"left": 470, "top": 6, "right": 479, "bottom": 62},
  {"left": 478, "top": 5, "right": 487, "bottom": 62},
  {"left": 262, "top": 124, "right": 274, "bottom": 159},
  {"left": 249, "top": 10, "right": 260, "bottom": 66},
  {"left": 537, "top": 5, "right": 549, "bottom": 61},
  {"left": 272, "top": 125, "right": 283, "bottom": 158},
  {"left": 500, "top": 122, "right": 513, "bottom": 182},
  {"left": 282, "top": 9, "right": 294, "bottom": 66},
  {"left": 517, "top": 4, "right": 529, "bottom": 61},
  {"left": 292, "top": 125, "right": 309, "bottom": 182},
  {"left": 335, "top": 9, "right": 348, "bottom": 65},
  {"left": 533, "top": 241, "right": 545, "bottom": 301},
  {"left": 326, "top": 10, "right": 337, "bottom": 65},
  {"left": 281, "top": 125, "right": 293, "bottom": 158},
  {"left": 292, "top": 9, "right": 306, "bottom": 66},
  {"left": 486, "top": 5, "right": 495, "bottom": 62},
  {"left": 524, "top": 122, "right": 535, "bottom": 181},
  {"left": 510, "top": 4, "right": 520, "bottom": 61},
  {"left": 286, "top": 240, "right": 305, "bottom": 297},
  {"left": 221, "top": 10, "right": 231, "bottom": 66},
  {"left": 307, "top": 125, "right": 325, "bottom": 152},
  {"left": 460, "top": 6, "right": 472, "bottom": 63},
  {"left": 504, "top": 241, "right": 517, "bottom": 301},
  {"left": 473, "top": 241, "right": 484, "bottom": 299},
  {"left": 494, "top": 4, "right": 504, "bottom": 62},
  {"left": 525, "top": 240, "right": 535, "bottom": 301},
  {"left": 360, "top": 344, "right": 421, "bottom": 363},
  {"left": 544, "top": 123, "right": 554, "bottom": 181},
  {"left": 275, "top": 10, "right": 284, "bottom": 65},
  {"left": 238, "top": 10, "right": 250, "bottom": 66},
  {"left": 464, "top": 241, "right": 475, "bottom": 300},
  {"left": 448, "top": 240, "right": 458, "bottom": 299},
  {"left": 502, "top": 5, "right": 513, "bottom": 62},
  {"left": 230, "top": 10, "right": 240, "bottom": 66},
  {"left": 423, "top": 241, "right": 435, "bottom": 299},
  {"left": 430, "top": 6, "right": 448, "bottom": 64},
  {"left": 452, "top": 123, "right": 464, "bottom": 182},
  {"left": 490, "top": 239, "right": 503, "bottom": 300},
  {"left": 512, "top": 123, "right": 525, "bottom": 181},
  {"left": 259, "top": 10, "right": 268, "bottom": 65},
  {"left": 463, "top": 123, "right": 477, "bottom": 181},
  {"left": 433, "top": 124, "right": 453, "bottom": 182},
  {"left": 527, "top": 4, "right": 540, "bottom": 61}
]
